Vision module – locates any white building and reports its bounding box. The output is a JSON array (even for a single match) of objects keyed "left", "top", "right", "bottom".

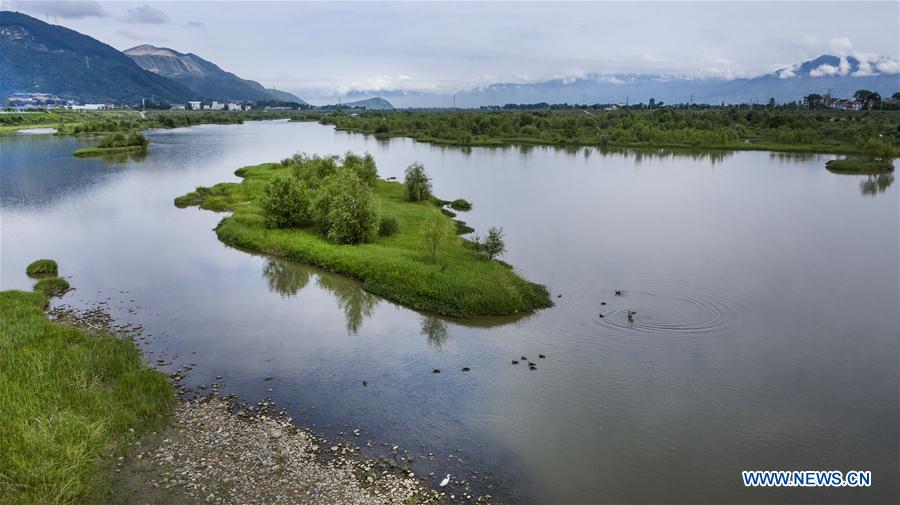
[
  {"left": 188, "top": 101, "right": 202, "bottom": 110},
  {"left": 209, "top": 101, "right": 225, "bottom": 110},
  {"left": 227, "top": 103, "right": 242, "bottom": 111},
  {"left": 71, "top": 104, "right": 107, "bottom": 110}
]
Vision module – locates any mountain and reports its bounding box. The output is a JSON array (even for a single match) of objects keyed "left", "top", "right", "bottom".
[
  {"left": 346, "top": 55, "right": 899, "bottom": 108},
  {"left": 321, "top": 97, "right": 394, "bottom": 110},
  {"left": 124, "top": 44, "right": 305, "bottom": 104},
  {"left": 0, "top": 11, "right": 193, "bottom": 103}
]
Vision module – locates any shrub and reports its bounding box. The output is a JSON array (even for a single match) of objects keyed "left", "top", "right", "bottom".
[
  {"left": 422, "top": 213, "right": 450, "bottom": 261},
  {"left": 450, "top": 198, "right": 472, "bottom": 211},
  {"left": 404, "top": 162, "right": 432, "bottom": 202},
  {"left": 343, "top": 152, "right": 378, "bottom": 187},
  {"left": 34, "top": 277, "right": 70, "bottom": 297},
  {"left": 311, "top": 169, "right": 378, "bottom": 244},
  {"left": 259, "top": 176, "right": 312, "bottom": 228},
  {"left": 474, "top": 226, "right": 506, "bottom": 260},
  {"left": 26, "top": 259, "right": 57, "bottom": 277},
  {"left": 379, "top": 216, "right": 399, "bottom": 237}
]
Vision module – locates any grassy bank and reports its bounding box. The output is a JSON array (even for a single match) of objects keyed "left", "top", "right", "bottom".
[
  {"left": 825, "top": 157, "right": 895, "bottom": 174},
  {"left": 0, "top": 289, "right": 173, "bottom": 504},
  {"left": 176, "top": 161, "right": 551, "bottom": 317},
  {"left": 72, "top": 145, "right": 147, "bottom": 158},
  {"left": 304, "top": 109, "right": 900, "bottom": 156}
]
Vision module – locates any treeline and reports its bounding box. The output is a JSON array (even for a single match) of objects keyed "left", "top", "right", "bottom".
[{"left": 313, "top": 108, "right": 899, "bottom": 154}]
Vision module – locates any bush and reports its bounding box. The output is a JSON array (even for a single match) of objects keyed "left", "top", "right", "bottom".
[
  {"left": 422, "top": 213, "right": 450, "bottom": 260},
  {"left": 343, "top": 152, "right": 378, "bottom": 187},
  {"left": 311, "top": 169, "right": 378, "bottom": 244},
  {"left": 475, "top": 227, "right": 506, "bottom": 260},
  {"left": 34, "top": 277, "right": 70, "bottom": 297},
  {"left": 259, "top": 176, "right": 312, "bottom": 228},
  {"left": 450, "top": 198, "right": 472, "bottom": 211},
  {"left": 26, "top": 259, "right": 57, "bottom": 277},
  {"left": 379, "top": 216, "right": 399, "bottom": 237},
  {"left": 404, "top": 162, "right": 432, "bottom": 202},
  {"left": 98, "top": 132, "right": 148, "bottom": 149}
]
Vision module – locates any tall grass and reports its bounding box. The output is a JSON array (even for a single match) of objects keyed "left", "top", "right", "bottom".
[{"left": 0, "top": 290, "right": 173, "bottom": 504}]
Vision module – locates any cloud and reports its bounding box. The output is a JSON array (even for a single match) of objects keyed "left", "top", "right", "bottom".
[
  {"left": 875, "top": 59, "right": 900, "bottom": 74},
  {"left": 187, "top": 21, "right": 205, "bottom": 29},
  {"left": 115, "top": 29, "right": 167, "bottom": 43},
  {"left": 809, "top": 56, "right": 850, "bottom": 77},
  {"left": 778, "top": 64, "right": 799, "bottom": 79},
  {"left": 5, "top": 0, "right": 105, "bottom": 19},
  {"left": 829, "top": 37, "right": 853, "bottom": 55},
  {"left": 122, "top": 4, "right": 168, "bottom": 24}
]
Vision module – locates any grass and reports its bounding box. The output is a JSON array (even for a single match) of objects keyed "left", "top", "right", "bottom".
[
  {"left": 450, "top": 198, "right": 472, "bottom": 211},
  {"left": 26, "top": 259, "right": 58, "bottom": 277},
  {"left": 825, "top": 157, "right": 895, "bottom": 174},
  {"left": 175, "top": 163, "right": 552, "bottom": 317},
  {"left": 33, "top": 277, "right": 70, "bottom": 297},
  {"left": 72, "top": 145, "right": 147, "bottom": 158},
  {"left": 0, "top": 289, "right": 173, "bottom": 504}
]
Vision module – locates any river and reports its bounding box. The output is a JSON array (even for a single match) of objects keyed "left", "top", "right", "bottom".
[{"left": 2, "top": 120, "right": 897, "bottom": 503}]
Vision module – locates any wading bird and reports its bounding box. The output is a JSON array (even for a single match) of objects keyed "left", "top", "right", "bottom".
[{"left": 440, "top": 474, "right": 450, "bottom": 487}]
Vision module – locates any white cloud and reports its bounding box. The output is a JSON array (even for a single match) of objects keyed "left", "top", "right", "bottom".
[
  {"left": 778, "top": 64, "right": 799, "bottom": 79},
  {"left": 122, "top": 4, "right": 168, "bottom": 25},
  {"left": 875, "top": 59, "right": 900, "bottom": 74},
  {"left": 809, "top": 57, "right": 850, "bottom": 77},
  {"left": 6, "top": 0, "right": 105, "bottom": 19},
  {"left": 829, "top": 37, "right": 853, "bottom": 55}
]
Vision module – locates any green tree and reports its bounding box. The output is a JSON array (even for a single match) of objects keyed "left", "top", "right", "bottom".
[
  {"left": 404, "top": 162, "right": 432, "bottom": 202},
  {"left": 479, "top": 227, "right": 506, "bottom": 260},
  {"left": 259, "top": 176, "right": 312, "bottom": 229},
  {"left": 311, "top": 169, "right": 378, "bottom": 244},
  {"left": 854, "top": 89, "right": 881, "bottom": 110},
  {"left": 421, "top": 214, "right": 449, "bottom": 261}
]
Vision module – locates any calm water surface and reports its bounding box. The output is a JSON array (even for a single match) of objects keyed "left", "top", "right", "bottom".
[{"left": 2, "top": 121, "right": 897, "bottom": 504}]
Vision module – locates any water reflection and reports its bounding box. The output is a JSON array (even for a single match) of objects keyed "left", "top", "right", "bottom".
[
  {"left": 261, "top": 258, "right": 310, "bottom": 297},
  {"left": 420, "top": 316, "right": 449, "bottom": 348},
  {"left": 860, "top": 173, "right": 895, "bottom": 196}
]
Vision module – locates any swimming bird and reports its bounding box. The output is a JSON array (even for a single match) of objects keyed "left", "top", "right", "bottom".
[
  {"left": 432, "top": 368, "right": 441, "bottom": 374},
  {"left": 511, "top": 360, "right": 519, "bottom": 365},
  {"left": 627, "top": 310, "right": 636, "bottom": 322},
  {"left": 601, "top": 301, "right": 607, "bottom": 306},
  {"left": 598, "top": 313, "right": 604, "bottom": 318},
  {"left": 439, "top": 474, "right": 450, "bottom": 487},
  {"left": 615, "top": 290, "right": 623, "bottom": 296},
  {"left": 557, "top": 294, "right": 562, "bottom": 298},
  {"left": 539, "top": 354, "right": 546, "bottom": 359},
  {"left": 529, "top": 365, "right": 537, "bottom": 371},
  {"left": 528, "top": 362, "right": 535, "bottom": 367},
  {"left": 462, "top": 367, "right": 471, "bottom": 372},
  {"left": 521, "top": 356, "right": 527, "bottom": 361},
  {"left": 362, "top": 380, "right": 367, "bottom": 387}
]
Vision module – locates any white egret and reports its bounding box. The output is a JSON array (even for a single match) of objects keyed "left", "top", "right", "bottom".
[{"left": 439, "top": 474, "right": 450, "bottom": 487}]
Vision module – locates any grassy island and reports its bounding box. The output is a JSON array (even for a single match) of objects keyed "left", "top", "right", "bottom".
[
  {"left": 826, "top": 157, "right": 895, "bottom": 174},
  {"left": 73, "top": 131, "right": 149, "bottom": 157},
  {"left": 0, "top": 280, "right": 173, "bottom": 503},
  {"left": 176, "top": 154, "right": 551, "bottom": 317}
]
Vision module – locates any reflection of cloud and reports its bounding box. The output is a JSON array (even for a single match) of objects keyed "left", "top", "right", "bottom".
[
  {"left": 6, "top": 0, "right": 105, "bottom": 19},
  {"left": 421, "top": 317, "right": 448, "bottom": 348},
  {"left": 122, "top": 4, "right": 168, "bottom": 24}
]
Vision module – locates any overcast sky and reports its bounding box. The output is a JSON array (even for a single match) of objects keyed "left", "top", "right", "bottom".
[{"left": 6, "top": 1, "right": 899, "bottom": 103}]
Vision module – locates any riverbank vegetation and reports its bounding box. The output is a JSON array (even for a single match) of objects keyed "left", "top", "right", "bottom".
[
  {"left": 175, "top": 153, "right": 551, "bottom": 317},
  {"left": 73, "top": 132, "right": 150, "bottom": 157},
  {"left": 25, "top": 259, "right": 57, "bottom": 277},
  {"left": 0, "top": 274, "right": 172, "bottom": 503},
  {"left": 311, "top": 108, "right": 900, "bottom": 155}
]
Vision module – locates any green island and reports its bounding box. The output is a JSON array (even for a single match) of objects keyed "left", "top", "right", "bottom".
[
  {"left": 72, "top": 131, "right": 150, "bottom": 157},
  {"left": 175, "top": 153, "right": 551, "bottom": 317},
  {"left": 826, "top": 157, "right": 895, "bottom": 174},
  {"left": 0, "top": 263, "right": 173, "bottom": 504},
  {"left": 300, "top": 108, "right": 899, "bottom": 157}
]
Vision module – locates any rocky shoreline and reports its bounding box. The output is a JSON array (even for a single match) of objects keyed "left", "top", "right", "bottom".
[{"left": 47, "top": 302, "right": 496, "bottom": 505}]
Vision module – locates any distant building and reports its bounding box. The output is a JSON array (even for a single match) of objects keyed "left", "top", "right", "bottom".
[
  {"left": 209, "top": 101, "right": 225, "bottom": 110},
  {"left": 226, "top": 103, "right": 242, "bottom": 111},
  {"left": 188, "top": 100, "right": 201, "bottom": 110},
  {"left": 71, "top": 104, "right": 108, "bottom": 110}
]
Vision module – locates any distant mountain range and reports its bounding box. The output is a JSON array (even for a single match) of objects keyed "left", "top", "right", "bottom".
[
  {"left": 319, "top": 97, "right": 394, "bottom": 110},
  {"left": 1, "top": 10, "right": 896, "bottom": 108},
  {"left": 124, "top": 45, "right": 305, "bottom": 104},
  {"left": 0, "top": 11, "right": 304, "bottom": 104},
  {"left": 347, "top": 55, "right": 899, "bottom": 108},
  {"left": 0, "top": 11, "right": 192, "bottom": 103}
]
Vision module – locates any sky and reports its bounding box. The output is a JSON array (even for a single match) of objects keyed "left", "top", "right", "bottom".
[{"left": 5, "top": 1, "right": 899, "bottom": 103}]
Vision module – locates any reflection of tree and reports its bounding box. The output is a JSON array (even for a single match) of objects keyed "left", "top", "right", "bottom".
[
  {"left": 860, "top": 173, "right": 894, "bottom": 196},
  {"left": 262, "top": 259, "right": 310, "bottom": 297},
  {"left": 421, "top": 316, "right": 448, "bottom": 348},
  {"left": 316, "top": 274, "right": 379, "bottom": 334}
]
